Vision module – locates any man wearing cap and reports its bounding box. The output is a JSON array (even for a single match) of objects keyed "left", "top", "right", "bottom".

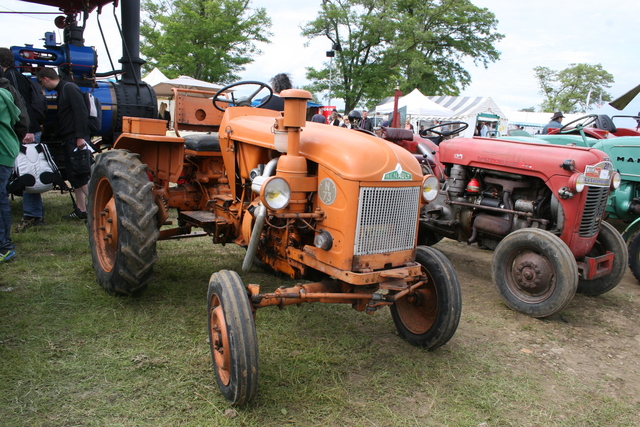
[{"left": 542, "top": 112, "right": 564, "bottom": 134}]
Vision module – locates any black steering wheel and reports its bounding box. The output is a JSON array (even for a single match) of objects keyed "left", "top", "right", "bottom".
[
  {"left": 420, "top": 121, "right": 468, "bottom": 137},
  {"left": 212, "top": 81, "right": 273, "bottom": 112},
  {"left": 558, "top": 114, "right": 598, "bottom": 134}
]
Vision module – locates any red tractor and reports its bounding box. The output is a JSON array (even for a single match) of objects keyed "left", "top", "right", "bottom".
[{"left": 383, "top": 123, "right": 627, "bottom": 318}]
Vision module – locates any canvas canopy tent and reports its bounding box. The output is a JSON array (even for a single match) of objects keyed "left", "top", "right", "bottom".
[
  {"left": 152, "top": 75, "right": 225, "bottom": 97},
  {"left": 425, "top": 96, "right": 508, "bottom": 137},
  {"left": 375, "top": 88, "right": 454, "bottom": 116},
  {"left": 142, "top": 67, "right": 169, "bottom": 87}
]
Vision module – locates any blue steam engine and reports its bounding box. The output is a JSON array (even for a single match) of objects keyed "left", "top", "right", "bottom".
[{"left": 11, "top": 0, "right": 156, "bottom": 150}]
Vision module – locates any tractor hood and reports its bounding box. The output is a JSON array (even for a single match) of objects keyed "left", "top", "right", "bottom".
[
  {"left": 299, "top": 123, "right": 422, "bottom": 182},
  {"left": 223, "top": 113, "right": 422, "bottom": 183},
  {"left": 439, "top": 136, "right": 610, "bottom": 178}
]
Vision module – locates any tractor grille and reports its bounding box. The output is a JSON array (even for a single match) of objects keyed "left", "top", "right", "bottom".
[
  {"left": 354, "top": 186, "right": 420, "bottom": 256},
  {"left": 579, "top": 186, "right": 609, "bottom": 237}
]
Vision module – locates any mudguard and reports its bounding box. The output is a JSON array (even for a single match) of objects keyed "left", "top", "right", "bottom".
[{"left": 623, "top": 217, "right": 640, "bottom": 241}]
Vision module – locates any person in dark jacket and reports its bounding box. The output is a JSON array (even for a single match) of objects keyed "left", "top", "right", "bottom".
[
  {"left": 359, "top": 110, "right": 373, "bottom": 131},
  {"left": 311, "top": 113, "right": 326, "bottom": 123},
  {"left": 260, "top": 73, "right": 292, "bottom": 111},
  {"left": 0, "top": 47, "right": 47, "bottom": 231},
  {"left": 38, "top": 67, "right": 90, "bottom": 220}
]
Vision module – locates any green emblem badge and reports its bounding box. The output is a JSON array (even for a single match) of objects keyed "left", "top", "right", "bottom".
[{"left": 382, "top": 163, "right": 412, "bottom": 181}]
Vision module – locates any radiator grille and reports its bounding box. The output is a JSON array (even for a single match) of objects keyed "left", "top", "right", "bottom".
[
  {"left": 579, "top": 186, "right": 609, "bottom": 237},
  {"left": 354, "top": 186, "right": 420, "bottom": 256}
]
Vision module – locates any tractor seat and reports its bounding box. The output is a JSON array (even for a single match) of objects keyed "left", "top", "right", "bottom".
[
  {"left": 381, "top": 126, "right": 415, "bottom": 142},
  {"left": 183, "top": 133, "right": 220, "bottom": 152},
  {"left": 594, "top": 115, "right": 617, "bottom": 133}
]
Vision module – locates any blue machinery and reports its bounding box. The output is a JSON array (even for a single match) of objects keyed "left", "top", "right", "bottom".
[{"left": 11, "top": 0, "right": 156, "bottom": 145}]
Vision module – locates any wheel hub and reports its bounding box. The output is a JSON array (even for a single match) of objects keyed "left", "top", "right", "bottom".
[{"left": 512, "top": 252, "right": 554, "bottom": 297}]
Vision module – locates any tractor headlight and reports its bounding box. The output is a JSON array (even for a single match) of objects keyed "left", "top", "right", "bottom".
[
  {"left": 568, "top": 173, "right": 586, "bottom": 193},
  {"left": 611, "top": 171, "right": 621, "bottom": 190},
  {"left": 260, "top": 177, "right": 291, "bottom": 210},
  {"left": 421, "top": 174, "right": 439, "bottom": 202}
]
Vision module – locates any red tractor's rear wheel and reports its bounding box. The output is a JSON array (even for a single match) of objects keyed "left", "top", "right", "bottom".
[
  {"left": 629, "top": 232, "right": 640, "bottom": 284},
  {"left": 87, "top": 150, "right": 159, "bottom": 295},
  {"left": 577, "top": 221, "right": 628, "bottom": 295},
  {"left": 391, "top": 246, "right": 462, "bottom": 350},
  {"left": 207, "top": 270, "right": 259, "bottom": 405},
  {"left": 492, "top": 228, "right": 578, "bottom": 318}
]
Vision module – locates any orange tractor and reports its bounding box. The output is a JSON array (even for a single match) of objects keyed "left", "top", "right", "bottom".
[{"left": 86, "top": 82, "right": 462, "bottom": 405}]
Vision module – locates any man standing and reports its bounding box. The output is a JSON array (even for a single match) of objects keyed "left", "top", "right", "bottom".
[
  {"left": 480, "top": 122, "right": 489, "bottom": 137},
  {"left": 0, "top": 47, "right": 47, "bottom": 231},
  {"left": 0, "top": 85, "right": 26, "bottom": 262},
  {"left": 360, "top": 110, "right": 373, "bottom": 131},
  {"left": 542, "top": 112, "right": 564, "bottom": 134},
  {"left": 37, "top": 67, "right": 90, "bottom": 220}
]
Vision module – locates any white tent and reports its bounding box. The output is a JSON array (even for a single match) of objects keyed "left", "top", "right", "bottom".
[
  {"left": 425, "top": 96, "right": 508, "bottom": 137},
  {"left": 152, "top": 75, "right": 224, "bottom": 97},
  {"left": 375, "top": 88, "right": 454, "bottom": 116},
  {"left": 142, "top": 67, "right": 168, "bottom": 87}
]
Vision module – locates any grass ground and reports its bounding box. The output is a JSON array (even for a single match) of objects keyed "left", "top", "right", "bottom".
[{"left": 1, "top": 191, "right": 639, "bottom": 426}]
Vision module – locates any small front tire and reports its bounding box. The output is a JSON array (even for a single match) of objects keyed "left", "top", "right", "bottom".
[
  {"left": 207, "top": 270, "right": 259, "bottom": 405},
  {"left": 390, "top": 246, "right": 462, "bottom": 350}
]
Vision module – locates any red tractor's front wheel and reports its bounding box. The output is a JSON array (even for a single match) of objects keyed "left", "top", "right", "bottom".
[
  {"left": 492, "top": 228, "right": 578, "bottom": 318},
  {"left": 87, "top": 150, "right": 159, "bottom": 295},
  {"left": 207, "top": 270, "right": 259, "bottom": 405},
  {"left": 391, "top": 246, "right": 462, "bottom": 350}
]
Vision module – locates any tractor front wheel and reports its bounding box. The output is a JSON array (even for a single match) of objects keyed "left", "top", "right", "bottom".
[
  {"left": 87, "top": 150, "right": 159, "bottom": 295},
  {"left": 207, "top": 270, "right": 259, "bottom": 406},
  {"left": 390, "top": 246, "right": 462, "bottom": 350},
  {"left": 492, "top": 228, "right": 578, "bottom": 318},
  {"left": 577, "top": 221, "right": 629, "bottom": 295}
]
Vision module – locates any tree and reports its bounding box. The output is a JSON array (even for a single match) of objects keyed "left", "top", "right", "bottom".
[
  {"left": 534, "top": 63, "right": 614, "bottom": 113},
  {"left": 140, "top": 0, "right": 271, "bottom": 83},
  {"left": 301, "top": 0, "right": 503, "bottom": 112},
  {"left": 519, "top": 107, "right": 536, "bottom": 112}
]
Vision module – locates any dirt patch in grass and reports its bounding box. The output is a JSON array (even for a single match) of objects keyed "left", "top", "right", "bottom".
[{"left": 436, "top": 238, "right": 640, "bottom": 407}]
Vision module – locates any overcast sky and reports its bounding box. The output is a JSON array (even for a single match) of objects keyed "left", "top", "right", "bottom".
[{"left": 1, "top": 0, "right": 639, "bottom": 117}]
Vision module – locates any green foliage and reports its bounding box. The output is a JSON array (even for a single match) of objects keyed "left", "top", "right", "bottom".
[
  {"left": 519, "top": 106, "right": 536, "bottom": 112},
  {"left": 302, "top": 0, "right": 503, "bottom": 112},
  {"left": 140, "top": 0, "right": 271, "bottom": 83},
  {"left": 534, "top": 63, "right": 614, "bottom": 113}
]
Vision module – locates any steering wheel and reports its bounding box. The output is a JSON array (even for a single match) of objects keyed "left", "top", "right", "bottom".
[
  {"left": 420, "top": 121, "right": 468, "bottom": 137},
  {"left": 557, "top": 114, "right": 598, "bottom": 134},
  {"left": 212, "top": 81, "right": 273, "bottom": 112}
]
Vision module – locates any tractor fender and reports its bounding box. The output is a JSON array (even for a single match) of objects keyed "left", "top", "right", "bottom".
[
  {"left": 112, "top": 133, "right": 185, "bottom": 183},
  {"left": 622, "top": 217, "right": 640, "bottom": 242}
]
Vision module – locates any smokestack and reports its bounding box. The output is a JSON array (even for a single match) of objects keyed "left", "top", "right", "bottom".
[{"left": 119, "top": 0, "right": 144, "bottom": 84}]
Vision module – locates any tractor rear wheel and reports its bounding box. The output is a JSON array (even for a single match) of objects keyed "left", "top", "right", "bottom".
[
  {"left": 390, "top": 246, "right": 461, "bottom": 350},
  {"left": 207, "top": 270, "right": 259, "bottom": 406},
  {"left": 629, "top": 232, "right": 640, "bottom": 284},
  {"left": 418, "top": 223, "right": 444, "bottom": 246},
  {"left": 87, "top": 150, "right": 159, "bottom": 295},
  {"left": 577, "top": 221, "right": 629, "bottom": 295},
  {"left": 492, "top": 228, "right": 578, "bottom": 318}
]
